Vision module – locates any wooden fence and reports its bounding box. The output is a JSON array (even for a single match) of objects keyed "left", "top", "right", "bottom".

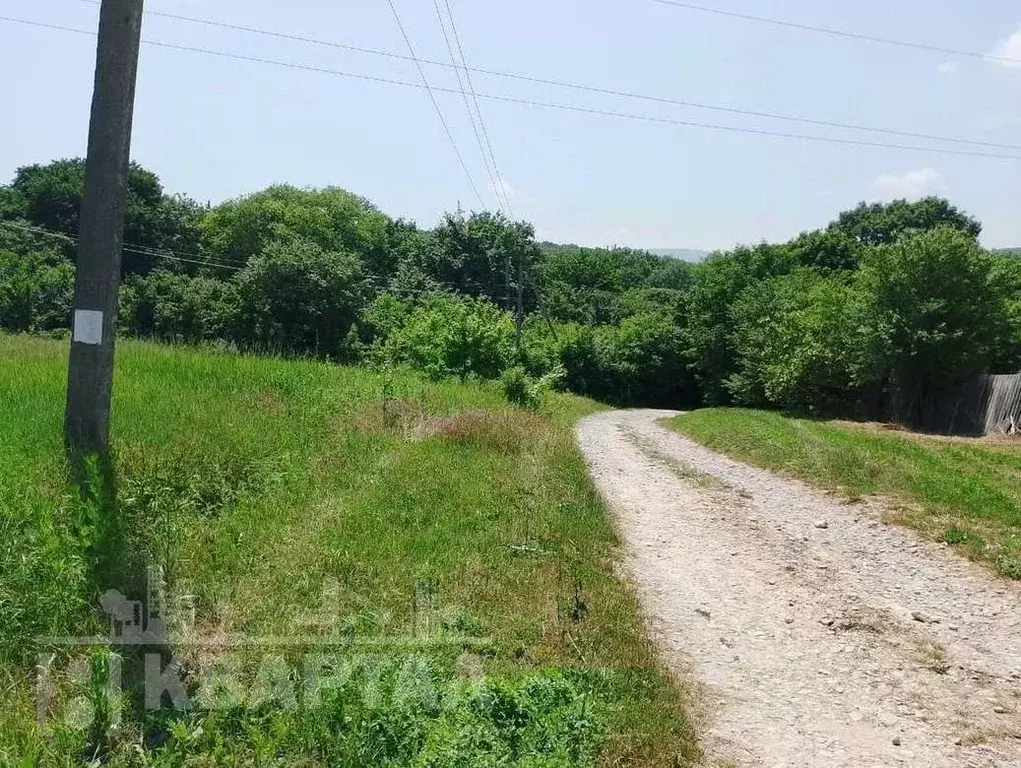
[{"left": 888, "top": 373, "right": 1021, "bottom": 435}]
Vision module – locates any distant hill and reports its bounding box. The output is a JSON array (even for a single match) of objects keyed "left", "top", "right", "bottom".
[
  {"left": 648, "top": 248, "right": 709, "bottom": 262},
  {"left": 994, "top": 248, "right": 1021, "bottom": 256}
]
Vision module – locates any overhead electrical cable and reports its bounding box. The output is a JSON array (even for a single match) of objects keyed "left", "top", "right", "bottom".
[
  {"left": 440, "top": 0, "right": 515, "bottom": 217},
  {"left": 649, "top": 0, "right": 1021, "bottom": 66},
  {"left": 4, "top": 15, "right": 1021, "bottom": 162},
  {"left": 429, "top": 0, "right": 504, "bottom": 212},
  {"left": 61, "top": 2, "right": 1021, "bottom": 153},
  {"left": 382, "top": 0, "right": 486, "bottom": 209}
]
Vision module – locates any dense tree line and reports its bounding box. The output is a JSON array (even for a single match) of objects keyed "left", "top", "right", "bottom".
[{"left": 2, "top": 158, "right": 1020, "bottom": 420}]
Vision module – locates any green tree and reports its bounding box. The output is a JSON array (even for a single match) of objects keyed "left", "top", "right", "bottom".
[
  {"left": 234, "top": 239, "right": 367, "bottom": 358},
  {"left": 830, "top": 197, "right": 980, "bottom": 247},
  {"left": 201, "top": 185, "right": 390, "bottom": 273},
  {"left": 600, "top": 310, "right": 691, "bottom": 406},
  {"left": 857, "top": 228, "right": 1007, "bottom": 417},
  {"left": 686, "top": 243, "right": 797, "bottom": 404},
  {"left": 0, "top": 249, "right": 75, "bottom": 333},
  {"left": 428, "top": 211, "right": 539, "bottom": 306},
  {"left": 728, "top": 270, "right": 872, "bottom": 412},
  {"left": 119, "top": 272, "right": 239, "bottom": 343},
  {"left": 0, "top": 158, "right": 205, "bottom": 273},
  {"left": 787, "top": 229, "right": 860, "bottom": 271},
  {"left": 987, "top": 254, "right": 1021, "bottom": 372},
  {"left": 534, "top": 243, "right": 691, "bottom": 324}
]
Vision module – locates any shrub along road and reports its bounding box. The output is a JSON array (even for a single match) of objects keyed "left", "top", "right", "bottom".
[{"left": 576, "top": 409, "right": 1021, "bottom": 767}]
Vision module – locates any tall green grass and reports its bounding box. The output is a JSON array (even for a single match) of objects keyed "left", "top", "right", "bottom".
[
  {"left": 670, "top": 408, "right": 1021, "bottom": 578},
  {"left": 0, "top": 334, "right": 696, "bottom": 766}
]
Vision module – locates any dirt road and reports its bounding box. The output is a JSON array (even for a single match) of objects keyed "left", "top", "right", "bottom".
[{"left": 577, "top": 410, "right": 1021, "bottom": 767}]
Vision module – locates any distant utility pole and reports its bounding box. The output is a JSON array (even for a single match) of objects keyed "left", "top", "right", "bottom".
[
  {"left": 65, "top": 0, "right": 145, "bottom": 455},
  {"left": 515, "top": 246, "right": 525, "bottom": 351}
]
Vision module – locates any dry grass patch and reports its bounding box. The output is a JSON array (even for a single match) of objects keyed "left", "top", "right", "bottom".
[{"left": 429, "top": 408, "right": 554, "bottom": 454}]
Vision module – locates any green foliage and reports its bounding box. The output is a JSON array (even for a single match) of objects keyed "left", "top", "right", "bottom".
[
  {"left": 0, "top": 158, "right": 205, "bottom": 274},
  {"left": 990, "top": 254, "right": 1021, "bottom": 371},
  {"left": 234, "top": 239, "right": 367, "bottom": 358},
  {"left": 119, "top": 271, "right": 239, "bottom": 343},
  {"left": 727, "top": 270, "right": 872, "bottom": 413},
  {"left": 522, "top": 311, "right": 693, "bottom": 408},
  {"left": 829, "top": 197, "right": 981, "bottom": 246},
  {"left": 202, "top": 185, "right": 390, "bottom": 271},
  {"left": 385, "top": 295, "right": 515, "bottom": 381},
  {"left": 787, "top": 229, "right": 860, "bottom": 271},
  {"left": 0, "top": 248, "right": 75, "bottom": 333},
  {"left": 601, "top": 310, "right": 690, "bottom": 405},
  {"left": 2, "top": 154, "right": 1018, "bottom": 416},
  {"left": 856, "top": 227, "right": 1007, "bottom": 397},
  {"left": 135, "top": 665, "right": 607, "bottom": 767},
  {"left": 427, "top": 210, "right": 539, "bottom": 306},
  {"left": 501, "top": 365, "right": 564, "bottom": 410},
  {"left": 534, "top": 243, "right": 691, "bottom": 325},
  {"left": 0, "top": 335, "right": 696, "bottom": 765},
  {"left": 686, "top": 243, "right": 798, "bottom": 404},
  {"left": 501, "top": 365, "right": 534, "bottom": 408}
]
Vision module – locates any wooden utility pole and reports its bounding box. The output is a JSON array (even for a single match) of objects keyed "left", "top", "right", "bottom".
[{"left": 65, "top": 0, "right": 144, "bottom": 455}]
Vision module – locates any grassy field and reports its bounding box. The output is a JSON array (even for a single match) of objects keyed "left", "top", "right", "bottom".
[
  {"left": 669, "top": 408, "right": 1021, "bottom": 579},
  {"left": 0, "top": 334, "right": 696, "bottom": 766}
]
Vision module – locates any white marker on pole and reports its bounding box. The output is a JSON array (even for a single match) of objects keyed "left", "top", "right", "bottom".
[{"left": 73, "top": 310, "right": 104, "bottom": 346}]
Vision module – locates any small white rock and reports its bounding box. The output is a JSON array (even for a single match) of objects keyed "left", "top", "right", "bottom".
[{"left": 815, "top": 520, "right": 829, "bottom": 529}]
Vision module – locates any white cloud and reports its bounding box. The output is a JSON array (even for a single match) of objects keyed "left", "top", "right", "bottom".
[
  {"left": 989, "top": 27, "right": 1021, "bottom": 68},
  {"left": 487, "top": 176, "right": 516, "bottom": 200},
  {"left": 937, "top": 61, "right": 958, "bottom": 76},
  {"left": 870, "top": 169, "right": 948, "bottom": 200}
]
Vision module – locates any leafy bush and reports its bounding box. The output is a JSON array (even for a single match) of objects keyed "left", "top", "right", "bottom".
[
  {"left": 500, "top": 365, "right": 563, "bottom": 410},
  {"left": 501, "top": 366, "right": 533, "bottom": 408},
  {"left": 234, "top": 239, "right": 367, "bottom": 358},
  {"left": 521, "top": 313, "right": 693, "bottom": 407},
  {"left": 727, "top": 270, "right": 873, "bottom": 413},
  {"left": 0, "top": 248, "right": 75, "bottom": 333},
  {"left": 119, "top": 271, "right": 239, "bottom": 343},
  {"left": 386, "top": 295, "right": 515, "bottom": 381}
]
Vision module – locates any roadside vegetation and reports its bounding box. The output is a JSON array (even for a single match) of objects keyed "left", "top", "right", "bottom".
[
  {"left": 4, "top": 156, "right": 1021, "bottom": 762},
  {"left": 1, "top": 334, "right": 696, "bottom": 766},
  {"left": 3, "top": 159, "right": 1020, "bottom": 423},
  {"left": 669, "top": 408, "right": 1021, "bottom": 579}
]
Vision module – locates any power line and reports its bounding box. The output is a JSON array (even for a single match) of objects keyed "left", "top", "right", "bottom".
[
  {"left": 0, "top": 215, "right": 246, "bottom": 267},
  {"left": 5, "top": 16, "right": 1021, "bottom": 161},
  {"left": 430, "top": 0, "right": 503, "bottom": 212},
  {"left": 66, "top": 3, "right": 1021, "bottom": 153},
  {"left": 382, "top": 0, "right": 486, "bottom": 209},
  {"left": 440, "top": 0, "right": 515, "bottom": 218},
  {"left": 648, "top": 0, "right": 1021, "bottom": 66},
  {"left": 0, "top": 221, "right": 242, "bottom": 271},
  {"left": 6, "top": 221, "right": 521, "bottom": 292}
]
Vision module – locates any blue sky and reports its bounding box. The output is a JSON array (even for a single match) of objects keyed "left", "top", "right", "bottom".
[{"left": 4, "top": 0, "right": 1020, "bottom": 250}]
